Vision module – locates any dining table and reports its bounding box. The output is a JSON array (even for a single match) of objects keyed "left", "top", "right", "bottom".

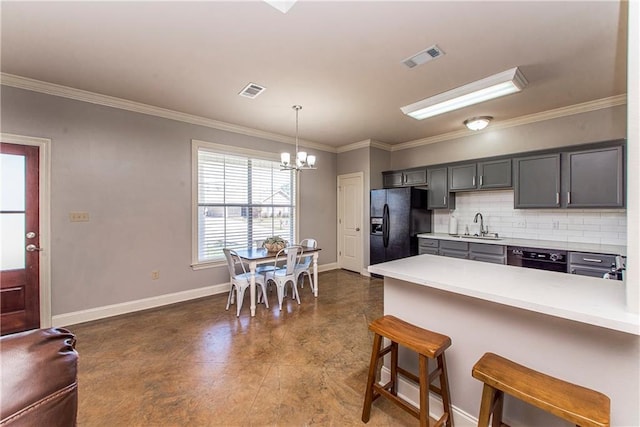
[{"left": 234, "top": 245, "right": 321, "bottom": 316}]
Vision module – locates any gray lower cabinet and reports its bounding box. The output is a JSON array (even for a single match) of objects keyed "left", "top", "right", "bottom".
[
  {"left": 427, "top": 167, "right": 455, "bottom": 209},
  {"left": 469, "top": 243, "right": 506, "bottom": 264},
  {"left": 568, "top": 252, "right": 617, "bottom": 278},
  {"left": 514, "top": 153, "right": 561, "bottom": 208},
  {"left": 439, "top": 240, "right": 468, "bottom": 258},
  {"left": 563, "top": 146, "right": 624, "bottom": 208},
  {"left": 418, "top": 238, "right": 439, "bottom": 255}
]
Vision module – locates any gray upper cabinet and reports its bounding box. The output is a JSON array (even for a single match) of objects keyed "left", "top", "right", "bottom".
[
  {"left": 448, "top": 164, "right": 477, "bottom": 191},
  {"left": 383, "top": 168, "right": 427, "bottom": 188},
  {"left": 514, "top": 153, "right": 561, "bottom": 208},
  {"left": 449, "top": 159, "right": 512, "bottom": 191},
  {"left": 563, "top": 146, "right": 624, "bottom": 208},
  {"left": 382, "top": 172, "right": 404, "bottom": 188},
  {"left": 478, "top": 159, "right": 512, "bottom": 189},
  {"left": 427, "top": 167, "right": 455, "bottom": 209}
]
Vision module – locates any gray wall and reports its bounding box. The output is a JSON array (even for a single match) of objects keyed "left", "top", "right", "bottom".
[
  {"left": 390, "top": 105, "right": 627, "bottom": 168},
  {"left": 1, "top": 86, "right": 337, "bottom": 315},
  {"left": 336, "top": 145, "right": 392, "bottom": 271}
]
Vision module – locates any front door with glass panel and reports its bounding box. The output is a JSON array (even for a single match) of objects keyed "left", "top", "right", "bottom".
[{"left": 1, "top": 143, "right": 40, "bottom": 335}]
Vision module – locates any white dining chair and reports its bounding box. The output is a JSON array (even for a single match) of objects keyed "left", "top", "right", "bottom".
[
  {"left": 265, "top": 245, "right": 303, "bottom": 310},
  {"left": 223, "top": 248, "right": 269, "bottom": 317},
  {"left": 295, "top": 238, "right": 317, "bottom": 292}
]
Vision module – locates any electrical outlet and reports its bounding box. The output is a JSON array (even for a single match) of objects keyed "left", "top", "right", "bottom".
[
  {"left": 69, "top": 212, "right": 90, "bottom": 222},
  {"left": 151, "top": 271, "right": 160, "bottom": 280},
  {"left": 515, "top": 220, "right": 527, "bottom": 228},
  {"left": 552, "top": 220, "right": 560, "bottom": 230}
]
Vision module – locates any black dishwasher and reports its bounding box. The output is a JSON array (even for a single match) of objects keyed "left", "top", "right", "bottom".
[{"left": 507, "top": 246, "right": 567, "bottom": 273}]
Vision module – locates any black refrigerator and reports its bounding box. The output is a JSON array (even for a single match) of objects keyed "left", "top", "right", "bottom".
[{"left": 370, "top": 187, "right": 433, "bottom": 265}]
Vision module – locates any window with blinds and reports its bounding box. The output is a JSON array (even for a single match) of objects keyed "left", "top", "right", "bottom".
[{"left": 195, "top": 145, "right": 296, "bottom": 264}]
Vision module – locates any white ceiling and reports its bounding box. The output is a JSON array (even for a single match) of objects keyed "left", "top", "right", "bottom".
[{"left": 0, "top": 1, "right": 628, "bottom": 149}]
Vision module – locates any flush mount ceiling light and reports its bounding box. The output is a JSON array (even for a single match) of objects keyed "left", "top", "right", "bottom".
[
  {"left": 263, "top": 0, "right": 298, "bottom": 13},
  {"left": 401, "top": 67, "right": 528, "bottom": 120},
  {"left": 464, "top": 116, "right": 493, "bottom": 131},
  {"left": 280, "top": 105, "right": 316, "bottom": 171}
]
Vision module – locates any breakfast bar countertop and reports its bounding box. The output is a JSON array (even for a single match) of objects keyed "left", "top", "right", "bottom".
[
  {"left": 416, "top": 232, "right": 627, "bottom": 256},
  {"left": 368, "top": 254, "right": 639, "bottom": 335}
]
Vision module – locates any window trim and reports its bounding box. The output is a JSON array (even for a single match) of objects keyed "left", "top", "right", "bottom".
[{"left": 190, "top": 139, "right": 300, "bottom": 269}]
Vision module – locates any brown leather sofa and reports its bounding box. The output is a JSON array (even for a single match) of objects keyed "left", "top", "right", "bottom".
[{"left": 1, "top": 328, "right": 78, "bottom": 426}]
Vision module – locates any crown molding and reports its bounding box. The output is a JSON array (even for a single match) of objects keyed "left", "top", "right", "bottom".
[
  {"left": 336, "top": 139, "right": 392, "bottom": 153},
  {"left": 1, "top": 73, "right": 625, "bottom": 155},
  {"left": 392, "top": 94, "right": 627, "bottom": 152},
  {"left": 0, "top": 72, "right": 337, "bottom": 153}
]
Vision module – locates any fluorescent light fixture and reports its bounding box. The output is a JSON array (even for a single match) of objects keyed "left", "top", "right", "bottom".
[
  {"left": 263, "top": 0, "right": 298, "bottom": 14},
  {"left": 464, "top": 116, "right": 493, "bottom": 131},
  {"left": 401, "top": 67, "right": 528, "bottom": 120}
]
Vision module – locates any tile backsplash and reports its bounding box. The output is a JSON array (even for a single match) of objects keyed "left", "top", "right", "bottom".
[{"left": 433, "top": 190, "right": 627, "bottom": 246}]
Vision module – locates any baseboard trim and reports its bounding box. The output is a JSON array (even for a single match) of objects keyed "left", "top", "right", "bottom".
[
  {"left": 317, "top": 262, "right": 339, "bottom": 272},
  {"left": 53, "top": 263, "right": 340, "bottom": 327},
  {"left": 380, "top": 366, "right": 477, "bottom": 427},
  {"left": 52, "top": 282, "right": 230, "bottom": 327}
]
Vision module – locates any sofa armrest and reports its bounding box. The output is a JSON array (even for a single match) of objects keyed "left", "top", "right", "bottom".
[{"left": 1, "top": 328, "right": 78, "bottom": 427}]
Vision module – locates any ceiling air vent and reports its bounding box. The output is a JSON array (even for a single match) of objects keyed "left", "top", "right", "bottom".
[
  {"left": 239, "top": 83, "right": 266, "bottom": 99},
  {"left": 402, "top": 44, "right": 445, "bottom": 69}
]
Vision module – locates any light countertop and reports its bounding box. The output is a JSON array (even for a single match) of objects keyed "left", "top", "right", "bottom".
[
  {"left": 368, "top": 254, "right": 639, "bottom": 335},
  {"left": 416, "top": 232, "right": 626, "bottom": 256}
]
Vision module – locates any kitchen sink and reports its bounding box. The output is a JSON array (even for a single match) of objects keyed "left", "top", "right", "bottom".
[{"left": 449, "top": 234, "right": 502, "bottom": 241}]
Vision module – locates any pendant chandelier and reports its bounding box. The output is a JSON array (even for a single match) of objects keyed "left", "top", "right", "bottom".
[{"left": 280, "top": 105, "right": 316, "bottom": 171}]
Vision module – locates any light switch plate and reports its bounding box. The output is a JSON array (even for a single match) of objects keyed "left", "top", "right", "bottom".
[{"left": 69, "top": 212, "right": 89, "bottom": 222}]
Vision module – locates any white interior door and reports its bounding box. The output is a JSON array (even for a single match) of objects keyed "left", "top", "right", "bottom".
[{"left": 337, "top": 172, "right": 363, "bottom": 273}]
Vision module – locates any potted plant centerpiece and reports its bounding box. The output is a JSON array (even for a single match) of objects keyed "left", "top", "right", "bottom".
[{"left": 263, "top": 236, "right": 288, "bottom": 253}]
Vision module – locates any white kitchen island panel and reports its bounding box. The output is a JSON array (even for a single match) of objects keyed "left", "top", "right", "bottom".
[{"left": 370, "top": 256, "right": 639, "bottom": 426}]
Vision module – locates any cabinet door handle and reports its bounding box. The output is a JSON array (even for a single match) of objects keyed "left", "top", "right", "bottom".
[
  {"left": 582, "top": 258, "right": 602, "bottom": 263},
  {"left": 472, "top": 176, "right": 476, "bottom": 186},
  {"left": 480, "top": 175, "right": 483, "bottom": 187},
  {"left": 556, "top": 192, "right": 560, "bottom": 205},
  {"left": 567, "top": 192, "right": 571, "bottom": 205},
  {"left": 443, "top": 196, "right": 446, "bottom": 205}
]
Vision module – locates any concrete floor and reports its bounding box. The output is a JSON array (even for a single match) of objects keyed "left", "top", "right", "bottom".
[{"left": 70, "top": 269, "right": 421, "bottom": 426}]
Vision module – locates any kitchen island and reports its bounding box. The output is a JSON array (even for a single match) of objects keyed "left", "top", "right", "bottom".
[{"left": 369, "top": 255, "right": 639, "bottom": 426}]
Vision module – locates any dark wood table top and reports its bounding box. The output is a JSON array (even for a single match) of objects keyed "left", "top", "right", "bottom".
[{"left": 234, "top": 246, "right": 321, "bottom": 262}]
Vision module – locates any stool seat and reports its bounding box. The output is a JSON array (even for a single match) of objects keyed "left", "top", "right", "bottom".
[
  {"left": 369, "top": 315, "right": 451, "bottom": 358},
  {"left": 362, "top": 315, "right": 454, "bottom": 427},
  {"left": 472, "top": 352, "right": 610, "bottom": 427}
]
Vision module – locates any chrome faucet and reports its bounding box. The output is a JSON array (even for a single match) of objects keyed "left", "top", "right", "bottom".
[{"left": 473, "top": 212, "right": 488, "bottom": 236}]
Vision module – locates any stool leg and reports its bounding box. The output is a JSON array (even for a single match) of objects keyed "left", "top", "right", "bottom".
[
  {"left": 477, "top": 383, "right": 497, "bottom": 427},
  {"left": 419, "top": 354, "right": 430, "bottom": 427},
  {"left": 390, "top": 341, "right": 399, "bottom": 395},
  {"left": 437, "top": 353, "right": 454, "bottom": 427},
  {"left": 491, "top": 390, "right": 504, "bottom": 427},
  {"left": 362, "top": 332, "right": 382, "bottom": 423}
]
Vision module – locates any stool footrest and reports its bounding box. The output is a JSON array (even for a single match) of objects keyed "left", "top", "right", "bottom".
[{"left": 374, "top": 384, "right": 420, "bottom": 419}]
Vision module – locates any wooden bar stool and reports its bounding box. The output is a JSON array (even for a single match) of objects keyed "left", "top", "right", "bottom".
[
  {"left": 472, "top": 352, "right": 610, "bottom": 427},
  {"left": 361, "top": 315, "right": 454, "bottom": 427}
]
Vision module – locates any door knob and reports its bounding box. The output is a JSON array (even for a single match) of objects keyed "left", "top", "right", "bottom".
[
  {"left": 356, "top": 227, "right": 360, "bottom": 231},
  {"left": 26, "top": 244, "right": 43, "bottom": 252}
]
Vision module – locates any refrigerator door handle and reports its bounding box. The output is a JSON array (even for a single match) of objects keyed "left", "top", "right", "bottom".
[{"left": 382, "top": 204, "right": 390, "bottom": 248}]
